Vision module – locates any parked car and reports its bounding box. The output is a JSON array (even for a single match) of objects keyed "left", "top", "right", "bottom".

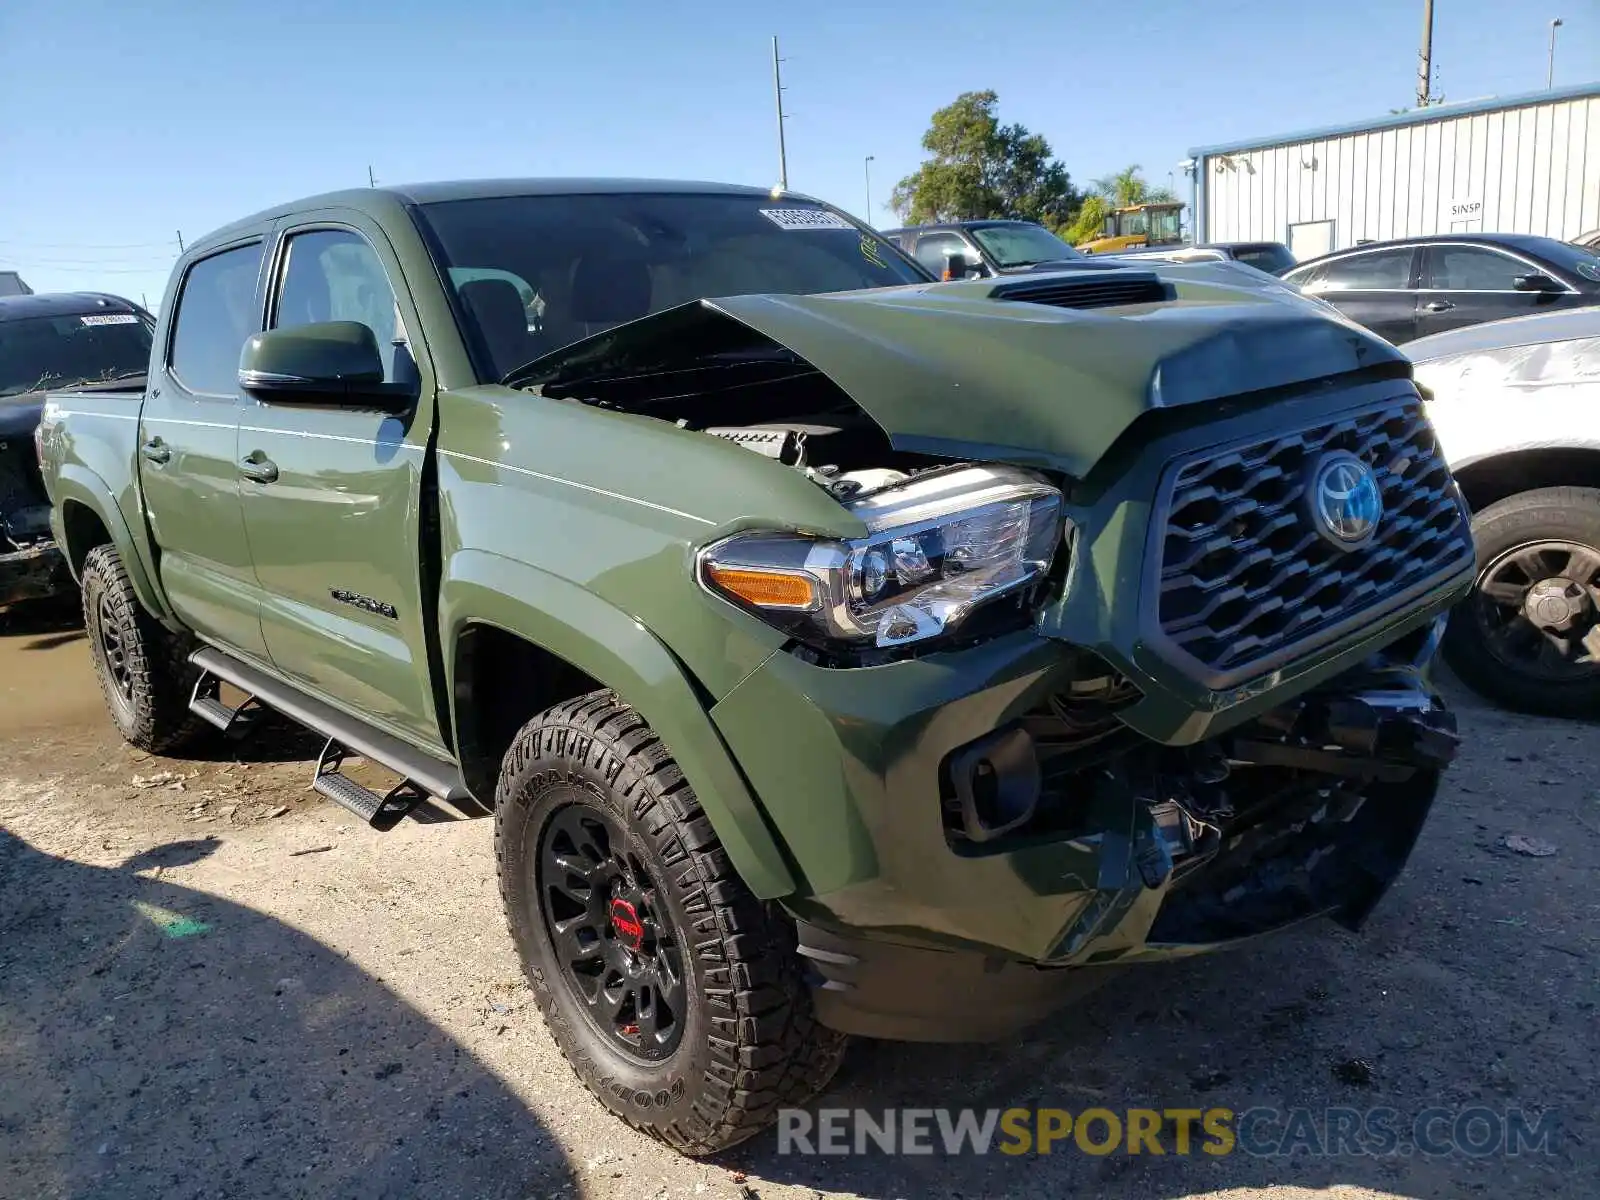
[
  {"left": 1281, "top": 233, "right": 1600, "bottom": 344},
  {"left": 881, "top": 219, "right": 1083, "bottom": 278},
  {"left": 1104, "top": 241, "right": 1297, "bottom": 275},
  {"left": 39, "top": 179, "right": 1472, "bottom": 1154},
  {"left": 1, "top": 292, "right": 152, "bottom": 606},
  {"left": 1408, "top": 307, "right": 1600, "bottom": 713}
]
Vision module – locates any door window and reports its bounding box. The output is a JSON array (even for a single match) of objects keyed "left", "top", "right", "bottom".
[
  {"left": 168, "top": 243, "right": 264, "bottom": 395},
  {"left": 1428, "top": 247, "right": 1525, "bottom": 291},
  {"left": 1315, "top": 249, "right": 1413, "bottom": 291},
  {"left": 273, "top": 229, "right": 405, "bottom": 379}
]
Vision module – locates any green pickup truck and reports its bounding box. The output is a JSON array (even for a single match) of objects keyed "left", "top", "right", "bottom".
[{"left": 38, "top": 179, "right": 1475, "bottom": 1154}]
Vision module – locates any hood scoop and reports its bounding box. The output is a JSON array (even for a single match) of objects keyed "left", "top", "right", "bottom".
[{"left": 990, "top": 271, "right": 1172, "bottom": 311}]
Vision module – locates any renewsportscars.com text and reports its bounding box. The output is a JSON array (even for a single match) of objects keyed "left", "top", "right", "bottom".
[{"left": 777, "top": 1106, "right": 1560, "bottom": 1158}]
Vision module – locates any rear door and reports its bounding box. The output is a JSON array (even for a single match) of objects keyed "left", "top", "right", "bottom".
[
  {"left": 1417, "top": 244, "right": 1571, "bottom": 338},
  {"left": 237, "top": 215, "right": 444, "bottom": 751},
  {"left": 1298, "top": 246, "right": 1421, "bottom": 343},
  {"left": 139, "top": 240, "right": 270, "bottom": 660}
]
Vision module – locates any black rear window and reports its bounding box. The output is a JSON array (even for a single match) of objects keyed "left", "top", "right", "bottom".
[
  {"left": 1233, "top": 244, "right": 1297, "bottom": 275},
  {"left": 0, "top": 312, "right": 153, "bottom": 397},
  {"left": 417, "top": 193, "right": 928, "bottom": 381}
]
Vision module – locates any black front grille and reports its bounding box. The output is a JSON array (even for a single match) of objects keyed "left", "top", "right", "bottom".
[
  {"left": 1156, "top": 397, "right": 1471, "bottom": 676},
  {"left": 990, "top": 273, "right": 1171, "bottom": 310}
]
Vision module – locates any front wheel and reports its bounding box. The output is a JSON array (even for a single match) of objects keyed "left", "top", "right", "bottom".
[
  {"left": 1442, "top": 486, "right": 1600, "bottom": 714},
  {"left": 495, "top": 691, "right": 845, "bottom": 1155}
]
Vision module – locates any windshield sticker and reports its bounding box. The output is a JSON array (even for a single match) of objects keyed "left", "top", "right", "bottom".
[
  {"left": 1577, "top": 262, "right": 1600, "bottom": 282},
  {"left": 759, "top": 208, "right": 854, "bottom": 231},
  {"left": 860, "top": 235, "right": 888, "bottom": 269},
  {"left": 80, "top": 313, "right": 140, "bottom": 326}
]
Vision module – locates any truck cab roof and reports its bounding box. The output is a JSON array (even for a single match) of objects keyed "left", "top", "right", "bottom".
[{"left": 192, "top": 178, "right": 788, "bottom": 253}]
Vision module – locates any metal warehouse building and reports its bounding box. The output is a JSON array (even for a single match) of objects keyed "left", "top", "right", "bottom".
[{"left": 1189, "top": 81, "right": 1600, "bottom": 261}]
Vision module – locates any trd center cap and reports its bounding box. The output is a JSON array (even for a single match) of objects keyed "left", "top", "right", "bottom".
[{"left": 609, "top": 897, "right": 645, "bottom": 952}]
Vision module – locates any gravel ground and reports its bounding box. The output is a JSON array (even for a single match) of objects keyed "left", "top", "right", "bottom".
[{"left": 1, "top": 603, "right": 1594, "bottom": 1200}]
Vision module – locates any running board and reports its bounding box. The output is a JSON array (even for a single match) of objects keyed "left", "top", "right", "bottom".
[
  {"left": 187, "top": 646, "right": 472, "bottom": 813},
  {"left": 314, "top": 737, "right": 431, "bottom": 831}
]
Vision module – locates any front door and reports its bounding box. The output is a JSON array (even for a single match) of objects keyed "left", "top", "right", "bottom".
[
  {"left": 1309, "top": 246, "right": 1421, "bottom": 344},
  {"left": 139, "top": 239, "right": 270, "bottom": 660},
  {"left": 237, "top": 219, "right": 444, "bottom": 752},
  {"left": 1417, "top": 244, "right": 1570, "bottom": 338}
]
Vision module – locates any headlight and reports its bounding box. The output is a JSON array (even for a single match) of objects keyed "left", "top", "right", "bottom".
[{"left": 699, "top": 465, "right": 1066, "bottom": 650}]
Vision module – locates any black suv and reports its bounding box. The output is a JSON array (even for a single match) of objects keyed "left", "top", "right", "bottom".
[
  {"left": 1282, "top": 233, "right": 1600, "bottom": 344},
  {"left": 1, "top": 292, "right": 153, "bottom": 605},
  {"left": 881, "top": 219, "right": 1083, "bottom": 279}
]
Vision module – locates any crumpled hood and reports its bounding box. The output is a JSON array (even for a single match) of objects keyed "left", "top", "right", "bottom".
[
  {"left": 527, "top": 269, "right": 1406, "bottom": 480},
  {"left": 703, "top": 274, "right": 1404, "bottom": 477}
]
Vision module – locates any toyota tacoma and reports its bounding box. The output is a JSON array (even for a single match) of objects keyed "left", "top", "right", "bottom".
[{"left": 37, "top": 179, "right": 1474, "bottom": 1154}]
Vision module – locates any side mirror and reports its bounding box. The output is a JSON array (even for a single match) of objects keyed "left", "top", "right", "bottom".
[
  {"left": 941, "top": 252, "right": 981, "bottom": 281},
  {"left": 238, "top": 321, "right": 415, "bottom": 410},
  {"left": 1514, "top": 272, "right": 1562, "bottom": 293}
]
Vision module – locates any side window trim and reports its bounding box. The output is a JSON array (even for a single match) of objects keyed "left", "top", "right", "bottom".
[{"left": 163, "top": 237, "right": 267, "bottom": 399}]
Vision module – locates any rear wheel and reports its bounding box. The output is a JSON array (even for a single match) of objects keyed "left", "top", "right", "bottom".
[
  {"left": 495, "top": 691, "right": 845, "bottom": 1155},
  {"left": 80, "top": 544, "right": 206, "bottom": 753},
  {"left": 1442, "top": 487, "right": 1600, "bottom": 714}
]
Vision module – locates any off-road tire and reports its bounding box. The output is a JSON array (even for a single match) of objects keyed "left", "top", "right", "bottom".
[
  {"left": 80, "top": 544, "right": 206, "bottom": 753},
  {"left": 1443, "top": 486, "right": 1600, "bottom": 715},
  {"left": 495, "top": 690, "right": 845, "bottom": 1155}
]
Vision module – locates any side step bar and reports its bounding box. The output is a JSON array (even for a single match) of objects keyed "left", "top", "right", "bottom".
[{"left": 188, "top": 646, "right": 474, "bottom": 828}]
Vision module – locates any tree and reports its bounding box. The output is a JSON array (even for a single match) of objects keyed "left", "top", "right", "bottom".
[
  {"left": 890, "top": 91, "right": 1078, "bottom": 227},
  {"left": 1060, "top": 165, "right": 1177, "bottom": 245}
]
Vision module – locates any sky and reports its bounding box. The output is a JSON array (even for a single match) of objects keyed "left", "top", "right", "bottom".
[{"left": 2, "top": 0, "right": 1595, "bottom": 309}]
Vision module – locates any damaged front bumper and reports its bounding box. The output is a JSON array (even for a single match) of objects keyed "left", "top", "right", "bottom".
[
  {"left": 711, "top": 622, "right": 1459, "bottom": 1042},
  {"left": 0, "top": 538, "right": 69, "bottom": 605}
]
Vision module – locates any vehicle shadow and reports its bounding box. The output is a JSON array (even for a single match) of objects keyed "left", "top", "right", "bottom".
[{"left": 0, "top": 827, "right": 575, "bottom": 1199}]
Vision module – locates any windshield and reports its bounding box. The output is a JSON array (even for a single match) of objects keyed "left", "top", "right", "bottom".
[
  {"left": 1533, "top": 239, "right": 1600, "bottom": 286},
  {"left": 417, "top": 193, "right": 928, "bottom": 381},
  {"left": 970, "top": 223, "right": 1082, "bottom": 267},
  {"left": 0, "top": 312, "right": 153, "bottom": 398}
]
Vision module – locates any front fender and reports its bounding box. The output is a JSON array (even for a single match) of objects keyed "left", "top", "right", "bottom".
[
  {"left": 50, "top": 464, "right": 173, "bottom": 624},
  {"left": 439, "top": 548, "right": 797, "bottom": 899}
]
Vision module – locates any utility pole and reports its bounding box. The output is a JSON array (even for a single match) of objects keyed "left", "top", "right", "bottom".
[
  {"left": 864, "top": 155, "right": 875, "bottom": 221},
  {"left": 1548, "top": 18, "right": 1563, "bottom": 88},
  {"left": 176, "top": 230, "right": 185, "bottom": 252},
  {"left": 771, "top": 36, "right": 789, "bottom": 191},
  {"left": 1417, "top": 0, "right": 1435, "bottom": 108}
]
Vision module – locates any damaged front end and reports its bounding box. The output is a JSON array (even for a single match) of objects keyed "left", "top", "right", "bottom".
[
  {"left": 949, "top": 639, "right": 1458, "bottom": 962},
  {"left": 788, "top": 635, "right": 1459, "bottom": 1042},
  {"left": 0, "top": 422, "right": 68, "bottom": 606}
]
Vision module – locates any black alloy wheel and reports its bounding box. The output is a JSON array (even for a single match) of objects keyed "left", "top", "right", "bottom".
[{"left": 538, "top": 803, "right": 686, "bottom": 1060}]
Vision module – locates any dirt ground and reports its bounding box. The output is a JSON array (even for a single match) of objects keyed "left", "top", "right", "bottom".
[{"left": 1, "top": 601, "right": 1594, "bottom": 1200}]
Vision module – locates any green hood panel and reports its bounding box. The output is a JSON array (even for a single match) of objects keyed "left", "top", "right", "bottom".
[{"left": 702, "top": 278, "right": 1406, "bottom": 477}]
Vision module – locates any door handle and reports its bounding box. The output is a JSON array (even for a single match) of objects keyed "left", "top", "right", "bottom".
[
  {"left": 140, "top": 438, "right": 171, "bottom": 466},
  {"left": 1423, "top": 300, "right": 1454, "bottom": 312},
  {"left": 239, "top": 452, "right": 279, "bottom": 485}
]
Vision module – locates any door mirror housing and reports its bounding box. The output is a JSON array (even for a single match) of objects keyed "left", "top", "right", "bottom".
[
  {"left": 941, "top": 251, "right": 981, "bottom": 281},
  {"left": 1513, "top": 272, "right": 1562, "bottom": 293},
  {"left": 238, "top": 321, "right": 415, "bottom": 410}
]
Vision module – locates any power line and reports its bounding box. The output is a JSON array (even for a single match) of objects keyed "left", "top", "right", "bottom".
[{"left": 0, "top": 238, "right": 180, "bottom": 250}]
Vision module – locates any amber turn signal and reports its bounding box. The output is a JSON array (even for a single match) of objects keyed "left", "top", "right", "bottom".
[{"left": 705, "top": 564, "right": 817, "bottom": 609}]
